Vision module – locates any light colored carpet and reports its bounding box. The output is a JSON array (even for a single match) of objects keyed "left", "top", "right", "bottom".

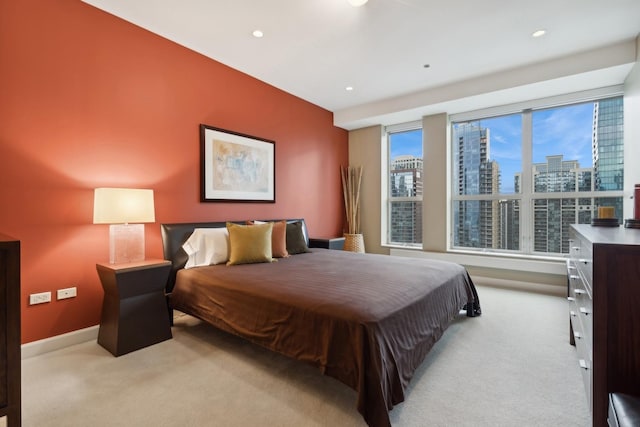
[{"left": 21, "top": 285, "right": 590, "bottom": 426}]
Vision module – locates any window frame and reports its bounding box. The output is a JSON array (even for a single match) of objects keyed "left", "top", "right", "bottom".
[
  {"left": 449, "top": 87, "right": 624, "bottom": 257},
  {"left": 384, "top": 120, "right": 423, "bottom": 248}
]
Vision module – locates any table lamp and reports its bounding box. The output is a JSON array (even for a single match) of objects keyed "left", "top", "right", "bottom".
[{"left": 93, "top": 188, "right": 155, "bottom": 264}]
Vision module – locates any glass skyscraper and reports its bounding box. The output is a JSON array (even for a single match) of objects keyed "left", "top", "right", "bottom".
[
  {"left": 453, "top": 123, "right": 500, "bottom": 248},
  {"left": 592, "top": 97, "right": 624, "bottom": 218}
]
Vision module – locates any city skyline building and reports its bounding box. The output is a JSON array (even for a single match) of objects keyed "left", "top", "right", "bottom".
[
  {"left": 532, "top": 155, "right": 586, "bottom": 253},
  {"left": 389, "top": 154, "right": 423, "bottom": 244},
  {"left": 452, "top": 123, "right": 499, "bottom": 249}
]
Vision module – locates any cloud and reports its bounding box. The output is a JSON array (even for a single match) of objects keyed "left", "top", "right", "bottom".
[
  {"left": 493, "top": 135, "right": 507, "bottom": 144},
  {"left": 532, "top": 103, "right": 593, "bottom": 167}
]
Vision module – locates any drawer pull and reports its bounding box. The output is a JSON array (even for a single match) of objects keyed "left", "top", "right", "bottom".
[
  {"left": 579, "top": 307, "right": 590, "bottom": 316},
  {"left": 574, "top": 331, "right": 582, "bottom": 340},
  {"left": 574, "top": 289, "right": 586, "bottom": 295},
  {"left": 567, "top": 265, "right": 577, "bottom": 271},
  {"left": 572, "top": 246, "right": 580, "bottom": 251},
  {"left": 567, "top": 297, "right": 576, "bottom": 302},
  {"left": 569, "top": 275, "right": 580, "bottom": 280},
  {"left": 579, "top": 359, "right": 589, "bottom": 370},
  {"left": 570, "top": 310, "right": 577, "bottom": 317}
]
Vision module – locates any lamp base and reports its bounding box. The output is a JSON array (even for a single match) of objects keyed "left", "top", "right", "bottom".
[{"left": 109, "top": 224, "right": 145, "bottom": 264}]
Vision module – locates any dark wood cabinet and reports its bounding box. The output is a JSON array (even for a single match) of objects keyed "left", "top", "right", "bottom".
[
  {"left": 568, "top": 224, "right": 640, "bottom": 427},
  {"left": 0, "top": 234, "right": 20, "bottom": 426}
]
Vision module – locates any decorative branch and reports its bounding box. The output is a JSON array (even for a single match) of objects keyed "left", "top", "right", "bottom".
[{"left": 341, "top": 165, "right": 363, "bottom": 234}]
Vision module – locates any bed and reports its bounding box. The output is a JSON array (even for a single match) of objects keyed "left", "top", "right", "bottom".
[{"left": 161, "top": 219, "right": 481, "bottom": 427}]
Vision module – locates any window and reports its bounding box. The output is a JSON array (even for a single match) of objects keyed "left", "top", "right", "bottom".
[
  {"left": 451, "top": 96, "right": 624, "bottom": 256},
  {"left": 386, "top": 124, "right": 423, "bottom": 247},
  {"left": 452, "top": 115, "right": 522, "bottom": 250}
]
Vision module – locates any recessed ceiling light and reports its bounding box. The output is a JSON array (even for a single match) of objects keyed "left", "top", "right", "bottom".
[
  {"left": 423, "top": 64, "right": 430, "bottom": 69},
  {"left": 532, "top": 29, "right": 546, "bottom": 38},
  {"left": 345, "top": 86, "right": 354, "bottom": 91},
  {"left": 252, "top": 30, "right": 264, "bottom": 38},
  {"left": 347, "top": 0, "right": 368, "bottom": 6}
]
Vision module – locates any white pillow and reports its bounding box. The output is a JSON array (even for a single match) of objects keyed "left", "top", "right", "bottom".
[{"left": 182, "top": 228, "right": 230, "bottom": 269}]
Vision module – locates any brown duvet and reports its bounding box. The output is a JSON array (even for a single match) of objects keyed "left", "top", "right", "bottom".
[{"left": 170, "top": 248, "right": 480, "bottom": 427}]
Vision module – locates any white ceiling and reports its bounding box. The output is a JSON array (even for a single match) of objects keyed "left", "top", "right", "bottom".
[{"left": 82, "top": 0, "right": 640, "bottom": 130}]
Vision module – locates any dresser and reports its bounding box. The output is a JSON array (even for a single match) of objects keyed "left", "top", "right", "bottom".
[
  {"left": 0, "top": 235, "right": 20, "bottom": 426},
  {"left": 568, "top": 224, "right": 640, "bottom": 427}
]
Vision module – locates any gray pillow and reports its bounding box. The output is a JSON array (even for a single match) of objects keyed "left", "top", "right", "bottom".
[{"left": 286, "top": 221, "right": 310, "bottom": 255}]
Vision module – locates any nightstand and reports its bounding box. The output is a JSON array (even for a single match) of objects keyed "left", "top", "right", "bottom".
[
  {"left": 309, "top": 237, "right": 345, "bottom": 250},
  {"left": 96, "top": 259, "right": 172, "bottom": 356}
]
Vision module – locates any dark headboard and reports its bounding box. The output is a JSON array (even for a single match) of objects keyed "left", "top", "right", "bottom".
[{"left": 160, "top": 219, "right": 309, "bottom": 293}]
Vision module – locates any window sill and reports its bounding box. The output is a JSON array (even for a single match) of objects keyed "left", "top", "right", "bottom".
[{"left": 388, "top": 247, "right": 566, "bottom": 275}]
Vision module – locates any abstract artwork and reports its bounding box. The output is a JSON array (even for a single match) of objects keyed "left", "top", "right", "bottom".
[{"left": 200, "top": 124, "right": 275, "bottom": 202}]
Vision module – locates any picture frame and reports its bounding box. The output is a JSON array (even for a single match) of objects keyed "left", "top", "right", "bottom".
[{"left": 200, "top": 124, "right": 275, "bottom": 203}]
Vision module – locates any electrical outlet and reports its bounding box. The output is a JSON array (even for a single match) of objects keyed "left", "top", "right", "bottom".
[
  {"left": 57, "top": 287, "right": 77, "bottom": 300},
  {"left": 29, "top": 291, "right": 51, "bottom": 305}
]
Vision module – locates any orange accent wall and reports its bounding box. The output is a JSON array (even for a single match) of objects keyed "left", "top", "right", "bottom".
[{"left": 0, "top": 0, "right": 348, "bottom": 344}]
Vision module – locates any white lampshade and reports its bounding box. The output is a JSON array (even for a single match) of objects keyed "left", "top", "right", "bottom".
[
  {"left": 93, "top": 188, "right": 155, "bottom": 224},
  {"left": 93, "top": 188, "right": 155, "bottom": 264}
]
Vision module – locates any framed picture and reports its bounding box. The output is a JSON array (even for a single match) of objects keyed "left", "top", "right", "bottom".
[{"left": 200, "top": 124, "right": 275, "bottom": 203}]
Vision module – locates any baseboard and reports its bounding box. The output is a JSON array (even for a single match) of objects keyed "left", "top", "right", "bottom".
[
  {"left": 21, "top": 325, "right": 99, "bottom": 359},
  {"left": 472, "top": 275, "right": 565, "bottom": 297}
]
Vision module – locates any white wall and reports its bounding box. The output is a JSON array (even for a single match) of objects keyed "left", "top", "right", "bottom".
[
  {"left": 422, "top": 113, "right": 448, "bottom": 252},
  {"left": 348, "top": 125, "right": 387, "bottom": 255}
]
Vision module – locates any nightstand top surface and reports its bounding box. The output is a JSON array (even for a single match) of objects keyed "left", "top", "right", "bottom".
[{"left": 96, "top": 259, "right": 170, "bottom": 272}]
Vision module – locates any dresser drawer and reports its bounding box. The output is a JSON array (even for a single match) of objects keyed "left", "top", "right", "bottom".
[
  {"left": 576, "top": 258, "right": 592, "bottom": 293},
  {"left": 567, "top": 259, "right": 580, "bottom": 315},
  {"left": 577, "top": 293, "right": 593, "bottom": 348},
  {"left": 570, "top": 235, "right": 593, "bottom": 292},
  {"left": 569, "top": 279, "right": 592, "bottom": 346}
]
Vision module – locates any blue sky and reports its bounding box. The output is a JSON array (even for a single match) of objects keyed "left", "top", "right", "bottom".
[
  {"left": 391, "top": 102, "right": 595, "bottom": 193},
  {"left": 390, "top": 129, "right": 422, "bottom": 159},
  {"left": 488, "top": 103, "right": 594, "bottom": 192}
]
